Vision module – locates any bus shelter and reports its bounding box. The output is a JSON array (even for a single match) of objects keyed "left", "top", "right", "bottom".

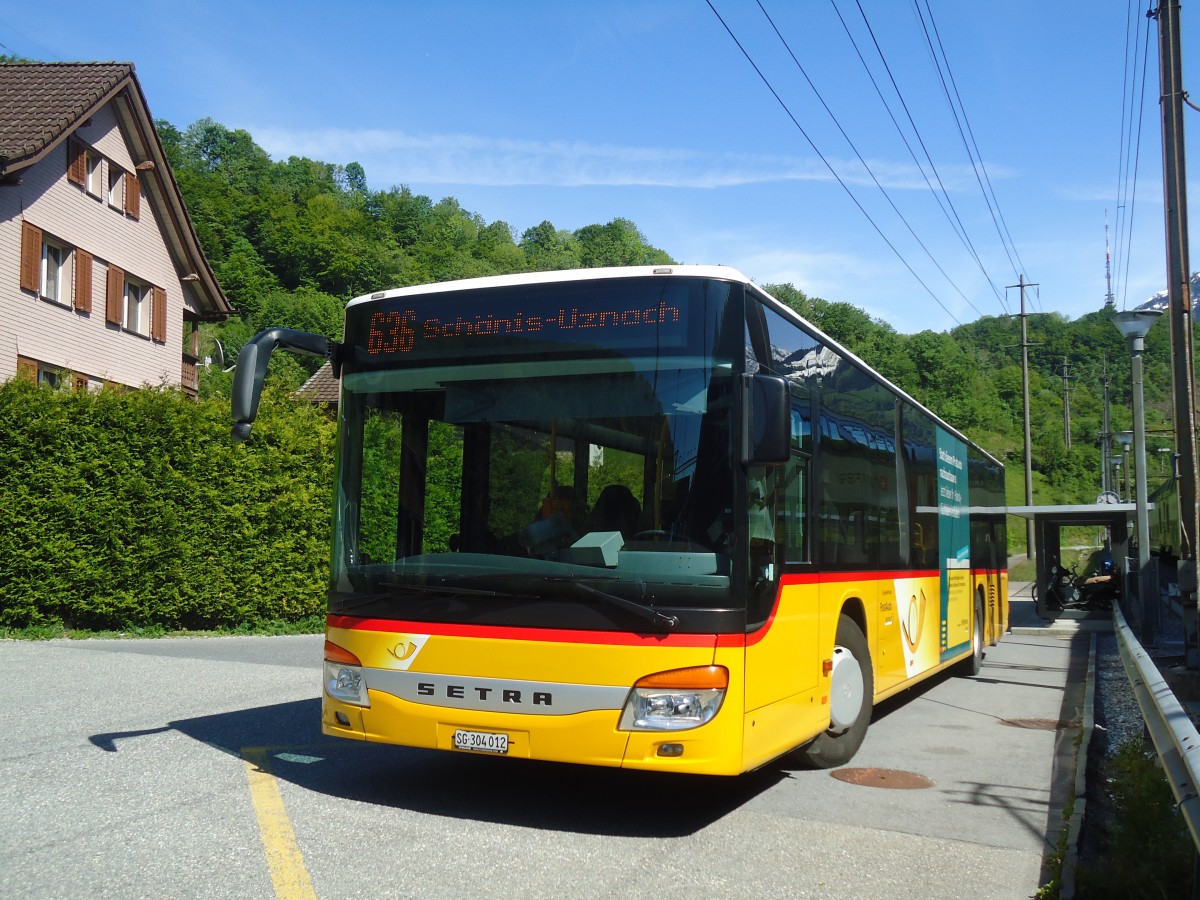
[{"left": 1008, "top": 503, "right": 1136, "bottom": 618}]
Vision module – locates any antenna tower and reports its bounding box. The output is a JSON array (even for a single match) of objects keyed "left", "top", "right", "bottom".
[{"left": 1104, "top": 211, "right": 1116, "bottom": 309}]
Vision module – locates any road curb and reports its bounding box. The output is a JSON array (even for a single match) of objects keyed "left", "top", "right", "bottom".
[{"left": 1059, "top": 632, "right": 1097, "bottom": 900}]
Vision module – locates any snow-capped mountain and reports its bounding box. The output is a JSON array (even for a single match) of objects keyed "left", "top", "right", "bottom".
[{"left": 1137, "top": 271, "right": 1200, "bottom": 312}]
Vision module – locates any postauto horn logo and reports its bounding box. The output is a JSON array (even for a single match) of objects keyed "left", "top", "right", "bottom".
[{"left": 386, "top": 634, "right": 429, "bottom": 670}]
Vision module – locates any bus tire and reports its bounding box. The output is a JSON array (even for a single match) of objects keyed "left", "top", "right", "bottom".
[
  {"left": 801, "top": 614, "right": 873, "bottom": 769},
  {"left": 957, "top": 595, "right": 985, "bottom": 677}
]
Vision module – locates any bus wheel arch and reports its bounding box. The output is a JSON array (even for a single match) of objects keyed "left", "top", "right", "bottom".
[
  {"left": 956, "top": 591, "right": 985, "bottom": 677},
  {"left": 798, "top": 611, "right": 874, "bottom": 769}
]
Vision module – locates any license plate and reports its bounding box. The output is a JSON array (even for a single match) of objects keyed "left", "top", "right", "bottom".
[{"left": 453, "top": 729, "right": 509, "bottom": 754}]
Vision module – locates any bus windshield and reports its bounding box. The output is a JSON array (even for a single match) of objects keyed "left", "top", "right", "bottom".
[{"left": 329, "top": 276, "right": 745, "bottom": 633}]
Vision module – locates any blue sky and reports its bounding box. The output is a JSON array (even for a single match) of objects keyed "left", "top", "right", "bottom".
[{"left": 3, "top": 1, "right": 1195, "bottom": 334}]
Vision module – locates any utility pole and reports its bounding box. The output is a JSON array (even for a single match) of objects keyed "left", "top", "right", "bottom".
[
  {"left": 1061, "top": 357, "right": 1072, "bottom": 450},
  {"left": 1155, "top": 0, "right": 1198, "bottom": 664},
  {"left": 1101, "top": 361, "right": 1113, "bottom": 495},
  {"left": 1010, "top": 275, "right": 1038, "bottom": 561}
]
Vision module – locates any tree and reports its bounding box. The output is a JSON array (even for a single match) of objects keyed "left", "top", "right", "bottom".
[
  {"left": 574, "top": 218, "right": 672, "bottom": 268},
  {"left": 520, "top": 221, "right": 582, "bottom": 271},
  {"left": 343, "top": 161, "right": 368, "bottom": 195}
]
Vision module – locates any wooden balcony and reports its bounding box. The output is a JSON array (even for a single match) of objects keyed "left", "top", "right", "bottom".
[{"left": 181, "top": 352, "right": 199, "bottom": 397}]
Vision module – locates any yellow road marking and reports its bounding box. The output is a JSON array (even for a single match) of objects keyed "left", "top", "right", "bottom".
[{"left": 242, "top": 747, "right": 318, "bottom": 900}]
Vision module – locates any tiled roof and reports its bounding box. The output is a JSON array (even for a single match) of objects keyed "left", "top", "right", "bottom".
[
  {"left": 0, "top": 61, "right": 231, "bottom": 317},
  {"left": 0, "top": 62, "right": 133, "bottom": 163},
  {"left": 296, "top": 362, "right": 340, "bottom": 405}
]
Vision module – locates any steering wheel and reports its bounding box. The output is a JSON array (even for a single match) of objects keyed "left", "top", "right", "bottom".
[{"left": 632, "top": 530, "right": 669, "bottom": 541}]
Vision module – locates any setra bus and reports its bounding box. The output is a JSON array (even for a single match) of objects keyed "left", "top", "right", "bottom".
[{"left": 232, "top": 265, "right": 1007, "bottom": 775}]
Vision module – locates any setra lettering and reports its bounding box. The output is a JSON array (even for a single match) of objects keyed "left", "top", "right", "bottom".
[{"left": 414, "top": 680, "right": 553, "bottom": 706}]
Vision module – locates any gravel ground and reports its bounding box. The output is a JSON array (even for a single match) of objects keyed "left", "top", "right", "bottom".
[
  {"left": 1079, "top": 584, "right": 1196, "bottom": 875},
  {"left": 1090, "top": 631, "right": 1145, "bottom": 762},
  {"left": 1077, "top": 631, "right": 1138, "bottom": 871}
]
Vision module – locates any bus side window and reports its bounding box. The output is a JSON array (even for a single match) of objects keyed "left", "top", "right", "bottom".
[
  {"left": 783, "top": 404, "right": 811, "bottom": 565},
  {"left": 747, "top": 465, "right": 778, "bottom": 583},
  {"left": 782, "top": 452, "right": 810, "bottom": 563}
]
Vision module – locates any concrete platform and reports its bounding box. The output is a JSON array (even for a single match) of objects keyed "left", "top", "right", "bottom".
[{"left": 1008, "top": 581, "right": 1114, "bottom": 635}]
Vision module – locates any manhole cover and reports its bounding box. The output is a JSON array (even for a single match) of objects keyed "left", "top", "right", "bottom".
[
  {"left": 830, "top": 767, "right": 935, "bottom": 789},
  {"left": 999, "top": 718, "right": 1077, "bottom": 731}
]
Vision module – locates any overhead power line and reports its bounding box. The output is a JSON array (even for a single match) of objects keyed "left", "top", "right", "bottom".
[
  {"left": 911, "top": 0, "right": 1032, "bottom": 305},
  {"left": 754, "top": 0, "right": 985, "bottom": 320},
  {"left": 835, "top": 0, "right": 1010, "bottom": 315},
  {"left": 1112, "top": 0, "right": 1153, "bottom": 311},
  {"left": 704, "top": 0, "right": 965, "bottom": 326}
]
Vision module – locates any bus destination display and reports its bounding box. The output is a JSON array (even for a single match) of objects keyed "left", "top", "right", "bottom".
[{"left": 361, "top": 288, "right": 691, "bottom": 358}]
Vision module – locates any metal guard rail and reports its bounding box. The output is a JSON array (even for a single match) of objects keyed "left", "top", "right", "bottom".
[{"left": 1114, "top": 603, "right": 1200, "bottom": 849}]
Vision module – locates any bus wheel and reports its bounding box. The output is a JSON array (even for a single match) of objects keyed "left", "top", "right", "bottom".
[
  {"left": 802, "top": 614, "right": 873, "bottom": 769},
  {"left": 957, "top": 596, "right": 985, "bottom": 677}
]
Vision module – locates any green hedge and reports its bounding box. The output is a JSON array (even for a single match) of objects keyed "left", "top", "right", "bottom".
[{"left": 0, "top": 380, "right": 335, "bottom": 631}]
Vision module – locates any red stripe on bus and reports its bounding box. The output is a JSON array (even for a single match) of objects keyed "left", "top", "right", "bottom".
[
  {"left": 326, "top": 614, "right": 718, "bottom": 647},
  {"left": 329, "top": 566, "right": 1007, "bottom": 651}
]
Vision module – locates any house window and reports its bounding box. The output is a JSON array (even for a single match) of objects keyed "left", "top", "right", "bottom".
[
  {"left": 108, "top": 167, "right": 124, "bottom": 209},
  {"left": 40, "top": 238, "right": 72, "bottom": 307},
  {"left": 86, "top": 152, "right": 103, "bottom": 197},
  {"left": 124, "top": 279, "right": 149, "bottom": 337},
  {"left": 105, "top": 265, "right": 165, "bottom": 341},
  {"left": 18, "top": 357, "right": 73, "bottom": 389},
  {"left": 38, "top": 366, "right": 68, "bottom": 389}
]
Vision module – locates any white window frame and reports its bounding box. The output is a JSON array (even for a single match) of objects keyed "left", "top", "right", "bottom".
[
  {"left": 123, "top": 278, "right": 149, "bottom": 337},
  {"left": 108, "top": 167, "right": 123, "bottom": 209},
  {"left": 40, "top": 239, "right": 71, "bottom": 307},
  {"left": 37, "top": 366, "right": 67, "bottom": 389},
  {"left": 86, "top": 151, "right": 103, "bottom": 197}
]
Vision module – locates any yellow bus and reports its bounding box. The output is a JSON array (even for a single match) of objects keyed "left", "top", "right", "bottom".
[{"left": 232, "top": 266, "right": 1007, "bottom": 775}]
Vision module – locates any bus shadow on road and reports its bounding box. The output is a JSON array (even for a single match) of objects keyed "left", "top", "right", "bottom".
[{"left": 89, "top": 697, "right": 783, "bottom": 837}]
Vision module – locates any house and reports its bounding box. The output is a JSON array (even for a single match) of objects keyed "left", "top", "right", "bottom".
[
  {"left": 296, "top": 361, "right": 339, "bottom": 408},
  {"left": 0, "top": 62, "right": 231, "bottom": 395}
]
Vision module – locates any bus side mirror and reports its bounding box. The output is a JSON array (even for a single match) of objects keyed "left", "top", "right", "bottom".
[
  {"left": 232, "top": 327, "right": 337, "bottom": 441},
  {"left": 742, "top": 373, "right": 789, "bottom": 465}
]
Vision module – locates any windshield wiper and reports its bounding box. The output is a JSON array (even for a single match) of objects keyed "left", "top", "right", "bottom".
[
  {"left": 467, "top": 574, "right": 678, "bottom": 629},
  {"left": 350, "top": 574, "right": 679, "bottom": 629},
  {"left": 383, "top": 581, "right": 535, "bottom": 600},
  {"left": 334, "top": 582, "right": 534, "bottom": 614},
  {"left": 567, "top": 580, "right": 679, "bottom": 629},
  {"left": 331, "top": 592, "right": 393, "bottom": 614}
]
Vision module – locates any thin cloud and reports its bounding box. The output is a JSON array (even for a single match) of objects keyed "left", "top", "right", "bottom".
[{"left": 246, "top": 126, "right": 983, "bottom": 192}]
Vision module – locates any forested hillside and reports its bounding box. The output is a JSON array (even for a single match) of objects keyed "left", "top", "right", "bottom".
[{"left": 166, "top": 119, "right": 1169, "bottom": 523}]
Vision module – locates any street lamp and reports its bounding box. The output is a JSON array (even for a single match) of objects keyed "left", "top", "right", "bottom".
[
  {"left": 1158, "top": 446, "right": 1173, "bottom": 478},
  {"left": 1113, "top": 309, "right": 1163, "bottom": 643},
  {"left": 1117, "top": 431, "right": 1133, "bottom": 504}
]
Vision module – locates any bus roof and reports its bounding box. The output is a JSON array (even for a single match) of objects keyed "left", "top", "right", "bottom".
[{"left": 344, "top": 265, "right": 751, "bottom": 309}]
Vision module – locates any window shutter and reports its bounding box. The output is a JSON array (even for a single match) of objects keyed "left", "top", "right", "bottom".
[
  {"left": 73, "top": 373, "right": 89, "bottom": 391},
  {"left": 74, "top": 249, "right": 93, "bottom": 313},
  {"left": 67, "top": 140, "right": 86, "bottom": 186},
  {"left": 16, "top": 357, "right": 38, "bottom": 381},
  {"left": 151, "top": 286, "right": 166, "bottom": 342},
  {"left": 125, "top": 172, "right": 140, "bottom": 219},
  {"left": 106, "top": 264, "right": 124, "bottom": 326},
  {"left": 20, "top": 221, "right": 42, "bottom": 293}
]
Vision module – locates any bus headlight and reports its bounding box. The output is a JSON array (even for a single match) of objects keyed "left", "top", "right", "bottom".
[
  {"left": 618, "top": 665, "right": 727, "bottom": 731},
  {"left": 324, "top": 640, "right": 370, "bottom": 707}
]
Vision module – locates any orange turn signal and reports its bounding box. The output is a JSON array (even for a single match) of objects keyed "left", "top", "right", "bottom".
[
  {"left": 634, "top": 665, "right": 728, "bottom": 690},
  {"left": 324, "top": 640, "right": 362, "bottom": 666}
]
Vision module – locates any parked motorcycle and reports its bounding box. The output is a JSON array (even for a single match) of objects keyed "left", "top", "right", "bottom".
[{"left": 1032, "top": 561, "right": 1118, "bottom": 612}]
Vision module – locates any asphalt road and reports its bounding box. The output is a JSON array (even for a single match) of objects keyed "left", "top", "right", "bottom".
[{"left": 0, "top": 627, "right": 1087, "bottom": 899}]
